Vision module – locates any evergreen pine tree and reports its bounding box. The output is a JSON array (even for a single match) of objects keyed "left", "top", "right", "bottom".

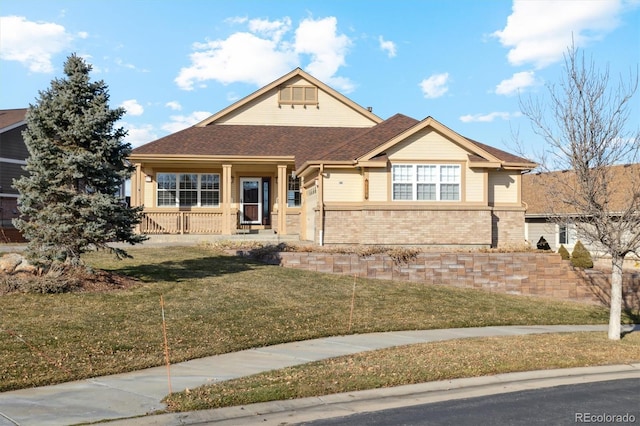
[{"left": 13, "top": 54, "right": 146, "bottom": 268}]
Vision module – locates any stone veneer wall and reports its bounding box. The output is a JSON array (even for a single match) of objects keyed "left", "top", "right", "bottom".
[
  {"left": 273, "top": 251, "right": 639, "bottom": 307},
  {"left": 285, "top": 211, "right": 301, "bottom": 235},
  {"left": 491, "top": 209, "right": 526, "bottom": 248},
  {"left": 322, "top": 208, "right": 493, "bottom": 246}
]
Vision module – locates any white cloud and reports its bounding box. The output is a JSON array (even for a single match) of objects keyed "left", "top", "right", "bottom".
[
  {"left": 165, "top": 101, "right": 182, "bottom": 111},
  {"left": 495, "top": 71, "right": 537, "bottom": 96},
  {"left": 175, "top": 16, "right": 354, "bottom": 93},
  {"left": 294, "top": 17, "right": 353, "bottom": 91},
  {"left": 122, "top": 123, "right": 158, "bottom": 148},
  {"left": 248, "top": 17, "right": 291, "bottom": 43},
  {"left": 459, "top": 111, "right": 522, "bottom": 123},
  {"left": 378, "top": 36, "right": 397, "bottom": 58},
  {"left": 175, "top": 31, "right": 297, "bottom": 90},
  {"left": 419, "top": 73, "right": 450, "bottom": 99},
  {"left": 493, "top": 0, "right": 625, "bottom": 68},
  {"left": 161, "top": 111, "right": 212, "bottom": 133},
  {"left": 0, "top": 15, "right": 74, "bottom": 73},
  {"left": 120, "top": 99, "right": 144, "bottom": 116}
]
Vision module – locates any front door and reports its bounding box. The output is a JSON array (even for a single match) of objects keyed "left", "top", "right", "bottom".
[{"left": 240, "top": 178, "right": 261, "bottom": 224}]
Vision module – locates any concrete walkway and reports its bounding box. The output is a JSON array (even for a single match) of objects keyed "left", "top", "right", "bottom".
[{"left": 1, "top": 324, "right": 638, "bottom": 426}]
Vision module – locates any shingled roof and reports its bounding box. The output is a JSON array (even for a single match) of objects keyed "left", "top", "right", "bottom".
[
  {"left": 131, "top": 125, "right": 369, "bottom": 169},
  {"left": 0, "top": 108, "right": 27, "bottom": 131},
  {"left": 522, "top": 163, "right": 640, "bottom": 216},
  {"left": 132, "top": 114, "right": 535, "bottom": 171}
]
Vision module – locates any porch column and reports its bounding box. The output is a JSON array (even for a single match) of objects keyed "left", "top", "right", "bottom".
[
  {"left": 222, "top": 164, "right": 233, "bottom": 234},
  {"left": 277, "top": 165, "right": 287, "bottom": 235}
]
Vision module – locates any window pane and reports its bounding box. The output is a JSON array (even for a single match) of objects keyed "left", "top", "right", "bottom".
[
  {"left": 200, "top": 174, "right": 220, "bottom": 206},
  {"left": 157, "top": 190, "right": 176, "bottom": 206},
  {"left": 392, "top": 165, "right": 413, "bottom": 182},
  {"left": 287, "top": 176, "right": 301, "bottom": 207},
  {"left": 201, "top": 191, "right": 219, "bottom": 207},
  {"left": 559, "top": 225, "right": 568, "bottom": 244},
  {"left": 179, "top": 174, "right": 197, "bottom": 189},
  {"left": 157, "top": 173, "right": 176, "bottom": 190},
  {"left": 440, "top": 165, "right": 460, "bottom": 183},
  {"left": 393, "top": 183, "right": 412, "bottom": 200},
  {"left": 417, "top": 183, "right": 436, "bottom": 200},
  {"left": 179, "top": 190, "right": 197, "bottom": 206},
  {"left": 157, "top": 174, "right": 176, "bottom": 206},
  {"left": 417, "top": 165, "right": 436, "bottom": 182},
  {"left": 440, "top": 184, "right": 460, "bottom": 201}
]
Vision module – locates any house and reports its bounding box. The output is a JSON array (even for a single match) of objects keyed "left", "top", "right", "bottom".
[
  {"left": 0, "top": 108, "right": 28, "bottom": 239},
  {"left": 522, "top": 163, "right": 640, "bottom": 254},
  {"left": 129, "top": 68, "right": 536, "bottom": 247}
]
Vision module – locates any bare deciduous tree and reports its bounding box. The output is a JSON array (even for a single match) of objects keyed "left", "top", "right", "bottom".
[{"left": 520, "top": 43, "right": 640, "bottom": 340}]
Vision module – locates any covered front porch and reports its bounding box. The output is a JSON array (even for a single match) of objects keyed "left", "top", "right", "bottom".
[{"left": 129, "top": 159, "right": 302, "bottom": 237}]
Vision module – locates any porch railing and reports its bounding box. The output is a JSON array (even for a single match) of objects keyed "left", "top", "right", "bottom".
[{"left": 140, "top": 211, "right": 223, "bottom": 234}]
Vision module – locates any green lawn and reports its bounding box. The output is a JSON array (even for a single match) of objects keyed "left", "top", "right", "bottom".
[{"left": 0, "top": 245, "right": 627, "bottom": 392}]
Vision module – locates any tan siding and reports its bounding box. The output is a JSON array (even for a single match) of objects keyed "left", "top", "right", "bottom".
[
  {"left": 489, "top": 170, "right": 519, "bottom": 204},
  {"left": 526, "top": 220, "right": 556, "bottom": 248},
  {"left": 465, "top": 168, "right": 485, "bottom": 203},
  {"left": 323, "top": 169, "right": 362, "bottom": 202},
  {"left": 216, "top": 77, "right": 376, "bottom": 127},
  {"left": 387, "top": 129, "right": 470, "bottom": 161},
  {"left": 367, "top": 168, "right": 388, "bottom": 202},
  {"left": 143, "top": 179, "right": 154, "bottom": 207}
]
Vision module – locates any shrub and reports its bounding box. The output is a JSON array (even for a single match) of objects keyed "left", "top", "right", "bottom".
[
  {"left": 571, "top": 241, "right": 593, "bottom": 268},
  {"left": 558, "top": 245, "right": 571, "bottom": 260}
]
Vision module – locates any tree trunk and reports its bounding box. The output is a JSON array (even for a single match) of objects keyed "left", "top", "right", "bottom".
[{"left": 608, "top": 255, "right": 623, "bottom": 340}]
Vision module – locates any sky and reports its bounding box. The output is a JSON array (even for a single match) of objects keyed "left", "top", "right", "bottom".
[{"left": 1, "top": 0, "right": 639, "bottom": 161}]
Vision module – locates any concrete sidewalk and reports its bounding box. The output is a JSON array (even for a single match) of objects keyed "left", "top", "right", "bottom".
[{"left": 0, "top": 325, "right": 637, "bottom": 426}]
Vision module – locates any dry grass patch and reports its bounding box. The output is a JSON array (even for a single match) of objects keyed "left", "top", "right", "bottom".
[
  {"left": 164, "top": 331, "right": 640, "bottom": 412},
  {"left": 0, "top": 245, "right": 627, "bottom": 392}
]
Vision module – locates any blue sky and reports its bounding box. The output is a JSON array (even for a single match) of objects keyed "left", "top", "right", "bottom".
[{"left": 1, "top": 0, "right": 639, "bottom": 160}]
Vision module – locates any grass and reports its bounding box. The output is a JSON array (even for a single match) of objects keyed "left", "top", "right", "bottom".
[
  {"left": 163, "top": 331, "right": 640, "bottom": 412},
  {"left": 0, "top": 245, "right": 632, "bottom": 393}
]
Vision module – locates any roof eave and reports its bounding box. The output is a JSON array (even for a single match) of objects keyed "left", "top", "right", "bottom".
[{"left": 128, "top": 154, "right": 295, "bottom": 165}]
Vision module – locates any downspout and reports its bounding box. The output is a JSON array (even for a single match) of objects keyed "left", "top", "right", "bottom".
[{"left": 319, "top": 164, "right": 324, "bottom": 246}]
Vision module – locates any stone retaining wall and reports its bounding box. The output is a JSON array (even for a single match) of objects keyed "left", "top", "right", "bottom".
[{"left": 268, "top": 251, "right": 639, "bottom": 308}]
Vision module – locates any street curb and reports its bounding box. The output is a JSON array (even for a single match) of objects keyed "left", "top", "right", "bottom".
[{"left": 105, "top": 363, "right": 640, "bottom": 425}]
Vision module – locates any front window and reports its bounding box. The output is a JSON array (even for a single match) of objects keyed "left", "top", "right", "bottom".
[
  {"left": 157, "top": 173, "right": 219, "bottom": 207},
  {"left": 287, "top": 175, "right": 301, "bottom": 207},
  {"left": 559, "top": 223, "right": 571, "bottom": 245},
  {"left": 392, "top": 164, "right": 461, "bottom": 201}
]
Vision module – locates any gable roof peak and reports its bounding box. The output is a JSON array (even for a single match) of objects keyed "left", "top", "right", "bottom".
[{"left": 194, "top": 68, "right": 382, "bottom": 127}]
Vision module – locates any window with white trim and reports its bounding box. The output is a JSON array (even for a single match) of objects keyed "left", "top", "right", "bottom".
[
  {"left": 559, "top": 223, "right": 573, "bottom": 245},
  {"left": 287, "top": 175, "right": 301, "bottom": 207},
  {"left": 157, "top": 173, "right": 220, "bottom": 207},
  {"left": 392, "top": 164, "right": 460, "bottom": 201}
]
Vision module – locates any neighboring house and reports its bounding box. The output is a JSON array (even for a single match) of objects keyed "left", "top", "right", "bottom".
[
  {"left": 129, "top": 68, "right": 536, "bottom": 247},
  {"left": 522, "top": 163, "right": 640, "bottom": 253},
  {"left": 0, "top": 108, "right": 28, "bottom": 231}
]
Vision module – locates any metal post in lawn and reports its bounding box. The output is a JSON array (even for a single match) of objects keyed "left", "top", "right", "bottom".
[
  {"left": 348, "top": 274, "right": 357, "bottom": 333},
  {"left": 160, "top": 295, "right": 172, "bottom": 394}
]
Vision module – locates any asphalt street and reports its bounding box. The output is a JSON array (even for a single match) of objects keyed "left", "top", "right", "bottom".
[{"left": 299, "top": 378, "right": 640, "bottom": 426}]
